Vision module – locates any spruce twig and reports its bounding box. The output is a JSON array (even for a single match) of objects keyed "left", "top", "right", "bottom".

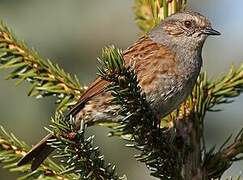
[
  {"left": 0, "top": 126, "right": 76, "bottom": 180},
  {"left": 47, "top": 112, "right": 125, "bottom": 180},
  {"left": 0, "top": 22, "right": 85, "bottom": 111},
  {"left": 204, "top": 128, "right": 243, "bottom": 179},
  {"left": 133, "top": 0, "right": 187, "bottom": 32}
]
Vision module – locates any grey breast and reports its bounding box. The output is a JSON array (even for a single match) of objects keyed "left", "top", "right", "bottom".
[{"left": 153, "top": 55, "right": 201, "bottom": 118}]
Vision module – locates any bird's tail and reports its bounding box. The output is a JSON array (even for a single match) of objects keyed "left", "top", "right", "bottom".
[
  {"left": 17, "top": 84, "right": 88, "bottom": 170},
  {"left": 17, "top": 133, "right": 54, "bottom": 171}
]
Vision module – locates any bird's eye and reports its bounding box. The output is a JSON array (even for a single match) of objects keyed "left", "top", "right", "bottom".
[{"left": 184, "top": 20, "right": 192, "bottom": 28}]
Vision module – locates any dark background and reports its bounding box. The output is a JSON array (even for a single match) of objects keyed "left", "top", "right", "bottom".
[{"left": 0, "top": 1, "right": 242, "bottom": 179}]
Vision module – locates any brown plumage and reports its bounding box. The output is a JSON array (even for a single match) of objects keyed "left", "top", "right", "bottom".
[{"left": 17, "top": 11, "right": 220, "bottom": 171}]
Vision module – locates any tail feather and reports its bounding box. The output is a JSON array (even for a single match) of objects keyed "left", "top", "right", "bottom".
[
  {"left": 18, "top": 86, "right": 89, "bottom": 170},
  {"left": 17, "top": 133, "right": 54, "bottom": 170},
  {"left": 31, "top": 145, "right": 53, "bottom": 171}
]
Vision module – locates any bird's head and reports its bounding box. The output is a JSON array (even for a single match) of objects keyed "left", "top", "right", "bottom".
[{"left": 149, "top": 11, "right": 220, "bottom": 50}]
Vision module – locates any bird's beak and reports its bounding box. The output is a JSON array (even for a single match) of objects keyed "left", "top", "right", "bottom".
[{"left": 201, "top": 27, "right": 221, "bottom": 36}]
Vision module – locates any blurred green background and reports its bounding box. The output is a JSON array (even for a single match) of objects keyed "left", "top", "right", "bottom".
[{"left": 0, "top": 1, "right": 243, "bottom": 179}]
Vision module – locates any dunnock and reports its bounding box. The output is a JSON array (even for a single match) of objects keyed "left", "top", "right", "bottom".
[{"left": 18, "top": 11, "right": 220, "bottom": 170}]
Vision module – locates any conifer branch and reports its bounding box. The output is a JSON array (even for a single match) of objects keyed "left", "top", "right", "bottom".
[
  {"left": 47, "top": 112, "right": 125, "bottom": 180},
  {"left": 206, "top": 64, "right": 243, "bottom": 110},
  {"left": 0, "top": 22, "right": 84, "bottom": 111},
  {"left": 204, "top": 128, "right": 243, "bottom": 179},
  {"left": 0, "top": 126, "right": 77, "bottom": 179},
  {"left": 134, "top": 0, "right": 187, "bottom": 32}
]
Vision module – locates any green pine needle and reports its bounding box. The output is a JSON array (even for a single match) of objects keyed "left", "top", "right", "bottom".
[
  {"left": 0, "top": 21, "right": 85, "bottom": 112},
  {"left": 0, "top": 126, "right": 77, "bottom": 180},
  {"left": 47, "top": 112, "right": 125, "bottom": 180},
  {"left": 133, "top": 0, "right": 187, "bottom": 32}
]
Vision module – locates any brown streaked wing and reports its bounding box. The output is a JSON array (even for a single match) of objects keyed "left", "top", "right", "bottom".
[
  {"left": 123, "top": 35, "right": 176, "bottom": 66},
  {"left": 66, "top": 77, "right": 109, "bottom": 117},
  {"left": 123, "top": 36, "right": 156, "bottom": 58},
  {"left": 123, "top": 35, "right": 177, "bottom": 95}
]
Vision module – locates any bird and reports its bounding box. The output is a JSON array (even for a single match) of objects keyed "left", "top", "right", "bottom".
[{"left": 17, "top": 11, "right": 220, "bottom": 171}]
